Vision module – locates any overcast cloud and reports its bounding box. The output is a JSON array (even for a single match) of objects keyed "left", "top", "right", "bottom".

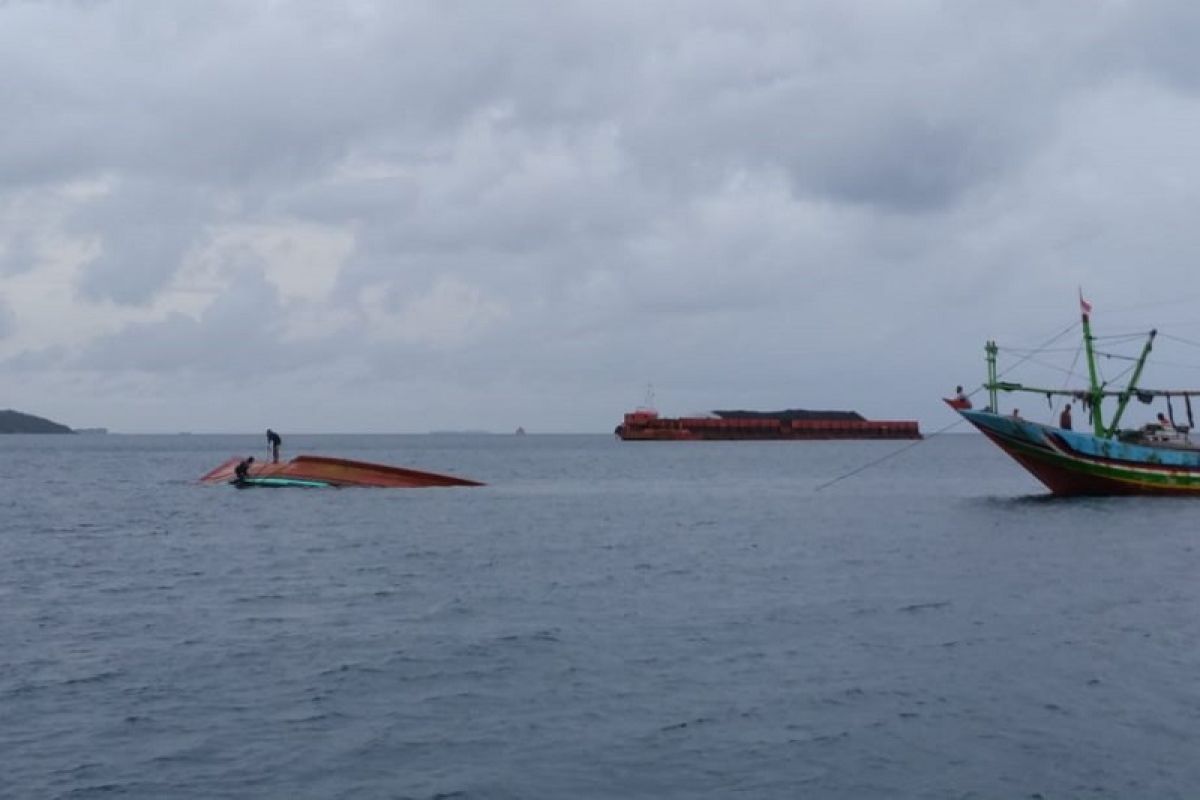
[{"left": 3, "top": 0, "right": 1200, "bottom": 433}]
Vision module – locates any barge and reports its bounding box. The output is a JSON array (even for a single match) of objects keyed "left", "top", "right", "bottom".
[{"left": 615, "top": 407, "right": 921, "bottom": 441}]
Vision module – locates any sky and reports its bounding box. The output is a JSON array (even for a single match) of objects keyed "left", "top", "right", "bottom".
[{"left": 5, "top": 0, "right": 1200, "bottom": 433}]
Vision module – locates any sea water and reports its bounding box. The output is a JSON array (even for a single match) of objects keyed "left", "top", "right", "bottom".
[{"left": 2, "top": 433, "right": 1198, "bottom": 799}]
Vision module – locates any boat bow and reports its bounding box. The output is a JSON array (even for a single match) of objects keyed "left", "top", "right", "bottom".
[{"left": 950, "top": 402, "right": 1200, "bottom": 495}]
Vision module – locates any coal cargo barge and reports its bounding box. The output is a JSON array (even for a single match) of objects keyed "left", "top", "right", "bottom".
[{"left": 615, "top": 407, "right": 921, "bottom": 441}]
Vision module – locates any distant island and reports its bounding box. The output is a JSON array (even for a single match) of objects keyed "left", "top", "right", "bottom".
[{"left": 0, "top": 409, "right": 74, "bottom": 434}]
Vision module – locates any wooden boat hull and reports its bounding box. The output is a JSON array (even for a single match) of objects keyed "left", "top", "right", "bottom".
[
  {"left": 953, "top": 404, "right": 1200, "bottom": 495},
  {"left": 201, "top": 455, "right": 484, "bottom": 488}
]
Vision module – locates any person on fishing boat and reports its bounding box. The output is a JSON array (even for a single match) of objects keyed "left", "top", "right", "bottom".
[
  {"left": 952, "top": 385, "right": 972, "bottom": 410},
  {"left": 1157, "top": 412, "right": 1174, "bottom": 431},
  {"left": 1059, "top": 403, "right": 1072, "bottom": 431},
  {"left": 266, "top": 429, "right": 282, "bottom": 462},
  {"left": 234, "top": 456, "right": 255, "bottom": 482}
]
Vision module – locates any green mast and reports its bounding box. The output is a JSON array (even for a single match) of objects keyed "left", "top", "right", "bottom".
[
  {"left": 986, "top": 339, "right": 998, "bottom": 412},
  {"left": 1106, "top": 329, "right": 1156, "bottom": 437},
  {"left": 979, "top": 296, "right": 1161, "bottom": 438},
  {"left": 1081, "top": 306, "right": 1105, "bottom": 437}
]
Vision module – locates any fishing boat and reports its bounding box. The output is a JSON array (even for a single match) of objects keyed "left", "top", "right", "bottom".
[
  {"left": 947, "top": 296, "right": 1200, "bottom": 495},
  {"left": 200, "top": 454, "right": 484, "bottom": 488}
]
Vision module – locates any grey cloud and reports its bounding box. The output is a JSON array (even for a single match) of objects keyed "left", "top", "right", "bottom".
[
  {"left": 1113, "top": 0, "right": 1200, "bottom": 91},
  {"left": 72, "top": 256, "right": 344, "bottom": 375},
  {"left": 3, "top": 1, "right": 1200, "bottom": 432},
  {"left": 0, "top": 296, "right": 12, "bottom": 339},
  {"left": 610, "top": 9, "right": 1096, "bottom": 212},
  {"left": 68, "top": 179, "right": 213, "bottom": 304},
  {"left": 0, "top": 231, "right": 38, "bottom": 275}
]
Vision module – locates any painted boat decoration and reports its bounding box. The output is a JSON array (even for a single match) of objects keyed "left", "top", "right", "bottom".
[
  {"left": 948, "top": 295, "right": 1200, "bottom": 495},
  {"left": 201, "top": 454, "right": 484, "bottom": 488}
]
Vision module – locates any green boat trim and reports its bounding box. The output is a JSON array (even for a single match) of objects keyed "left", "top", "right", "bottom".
[{"left": 230, "top": 476, "right": 334, "bottom": 489}]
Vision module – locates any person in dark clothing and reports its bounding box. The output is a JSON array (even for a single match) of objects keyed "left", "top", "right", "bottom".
[
  {"left": 266, "top": 429, "right": 282, "bottom": 462},
  {"left": 1059, "top": 403, "right": 1072, "bottom": 430},
  {"left": 234, "top": 456, "right": 255, "bottom": 482},
  {"left": 948, "top": 385, "right": 972, "bottom": 410}
]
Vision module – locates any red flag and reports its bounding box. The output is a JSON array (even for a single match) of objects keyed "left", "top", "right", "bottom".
[{"left": 1079, "top": 290, "right": 1092, "bottom": 315}]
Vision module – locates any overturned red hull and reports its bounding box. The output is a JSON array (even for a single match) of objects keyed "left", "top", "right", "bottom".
[{"left": 200, "top": 455, "right": 484, "bottom": 488}]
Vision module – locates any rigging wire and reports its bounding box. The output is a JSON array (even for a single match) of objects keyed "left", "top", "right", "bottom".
[
  {"left": 1000, "top": 345, "right": 1142, "bottom": 359},
  {"left": 998, "top": 345, "right": 1091, "bottom": 355},
  {"left": 1139, "top": 358, "right": 1200, "bottom": 372},
  {"left": 1158, "top": 332, "right": 1200, "bottom": 350},
  {"left": 815, "top": 321, "right": 1081, "bottom": 492},
  {"left": 1062, "top": 342, "right": 1082, "bottom": 390},
  {"left": 1104, "top": 362, "right": 1136, "bottom": 387},
  {"left": 994, "top": 321, "right": 1080, "bottom": 380},
  {"left": 1092, "top": 332, "right": 1153, "bottom": 343},
  {"left": 1014, "top": 353, "right": 1089, "bottom": 377},
  {"left": 813, "top": 416, "right": 965, "bottom": 492}
]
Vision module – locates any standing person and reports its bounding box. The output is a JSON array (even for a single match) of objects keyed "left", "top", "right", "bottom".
[
  {"left": 950, "top": 385, "right": 973, "bottom": 410},
  {"left": 1156, "top": 412, "right": 1174, "bottom": 431},
  {"left": 266, "top": 429, "right": 282, "bottom": 462},
  {"left": 1059, "top": 403, "right": 1072, "bottom": 430}
]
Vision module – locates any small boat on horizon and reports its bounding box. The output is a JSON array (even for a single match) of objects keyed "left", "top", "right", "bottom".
[{"left": 948, "top": 295, "right": 1200, "bottom": 495}]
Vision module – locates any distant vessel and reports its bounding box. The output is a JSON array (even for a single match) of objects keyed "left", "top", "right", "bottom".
[
  {"left": 615, "top": 407, "right": 921, "bottom": 441},
  {"left": 200, "top": 455, "right": 484, "bottom": 488}
]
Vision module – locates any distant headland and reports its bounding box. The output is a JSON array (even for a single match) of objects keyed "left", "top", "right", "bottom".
[{"left": 0, "top": 409, "right": 74, "bottom": 434}]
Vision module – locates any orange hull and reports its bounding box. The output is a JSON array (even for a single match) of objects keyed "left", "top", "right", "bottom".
[{"left": 200, "top": 455, "right": 484, "bottom": 488}]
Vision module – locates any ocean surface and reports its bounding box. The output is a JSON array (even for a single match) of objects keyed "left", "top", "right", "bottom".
[{"left": 3, "top": 432, "right": 1199, "bottom": 799}]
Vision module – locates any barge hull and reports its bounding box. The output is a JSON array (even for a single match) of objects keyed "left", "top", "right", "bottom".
[{"left": 616, "top": 411, "right": 920, "bottom": 441}]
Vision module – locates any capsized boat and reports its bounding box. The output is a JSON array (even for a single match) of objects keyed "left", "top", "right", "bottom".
[
  {"left": 201, "top": 454, "right": 484, "bottom": 488},
  {"left": 948, "top": 296, "right": 1200, "bottom": 495}
]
